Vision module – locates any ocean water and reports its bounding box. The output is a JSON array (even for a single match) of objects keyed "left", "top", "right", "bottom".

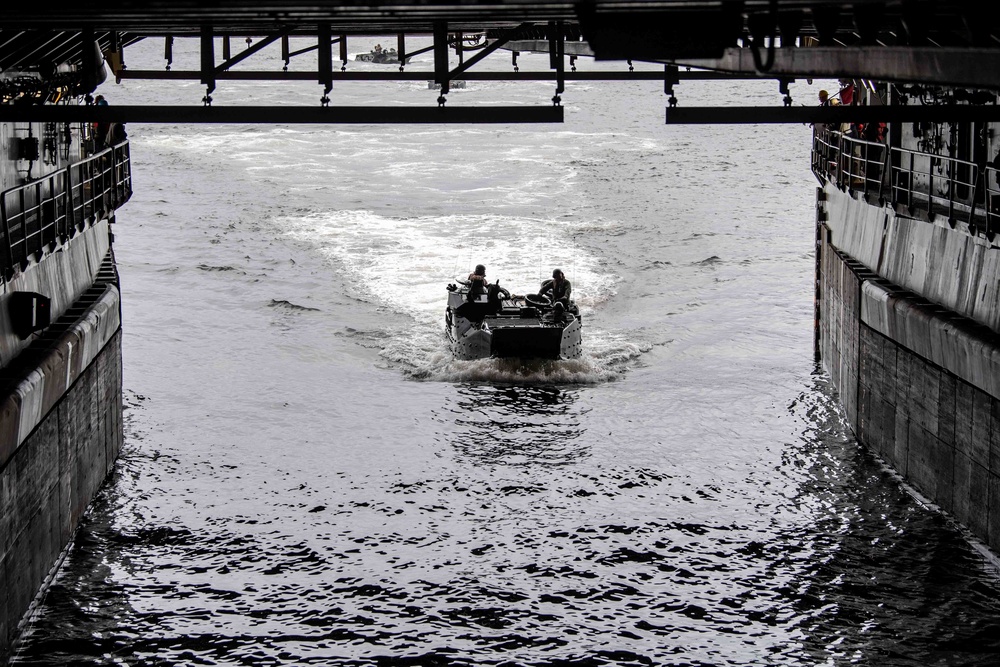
[{"left": 11, "top": 37, "right": 1000, "bottom": 666}]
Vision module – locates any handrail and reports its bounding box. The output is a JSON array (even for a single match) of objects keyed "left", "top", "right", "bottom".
[
  {"left": 840, "top": 134, "right": 889, "bottom": 198},
  {"left": 889, "top": 145, "right": 978, "bottom": 226},
  {"left": 812, "top": 125, "right": 985, "bottom": 233},
  {"left": 0, "top": 141, "right": 131, "bottom": 277},
  {"left": 983, "top": 166, "right": 1000, "bottom": 239},
  {"left": 812, "top": 126, "right": 889, "bottom": 196}
]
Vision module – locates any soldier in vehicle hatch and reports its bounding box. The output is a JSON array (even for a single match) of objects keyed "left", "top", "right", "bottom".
[
  {"left": 538, "top": 268, "right": 574, "bottom": 311},
  {"left": 467, "top": 264, "right": 488, "bottom": 301}
]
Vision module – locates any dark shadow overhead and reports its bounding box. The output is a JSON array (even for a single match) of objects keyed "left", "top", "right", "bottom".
[
  {"left": 2, "top": 2, "right": 1000, "bottom": 91},
  {"left": 0, "top": 1, "right": 990, "bottom": 40}
]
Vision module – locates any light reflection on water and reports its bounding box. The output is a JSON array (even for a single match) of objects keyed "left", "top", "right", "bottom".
[
  {"left": 14, "top": 371, "right": 1000, "bottom": 666},
  {"left": 436, "top": 383, "right": 589, "bottom": 467}
]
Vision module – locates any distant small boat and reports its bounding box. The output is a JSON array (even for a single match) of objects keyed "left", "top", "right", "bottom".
[
  {"left": 445, "top": 280, "right": 582, "bottom": 360},
  {"left": 355, "top": 49, "right": 410, "bottom": 64},
  {"left": 428, "top": 80, "right": 467, "bottom": 89}
]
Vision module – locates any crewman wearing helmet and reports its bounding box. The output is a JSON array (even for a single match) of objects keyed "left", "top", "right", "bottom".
[
  {"left": 467, "top": 264, "right": 488, "bottom": 301},
  {"left": 538, "top": 268, "right": 573, "bottom": 309}
]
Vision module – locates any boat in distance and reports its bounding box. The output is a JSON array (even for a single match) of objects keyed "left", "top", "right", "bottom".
[
  {"left": 445, "top": 280, "right": 582, "bottom": 360},
  {"left": 428, "top": 80, "right": 467, "bottom": 89},
  {"left": 355, "top": 48, "right": 410, "bottom": 64}
]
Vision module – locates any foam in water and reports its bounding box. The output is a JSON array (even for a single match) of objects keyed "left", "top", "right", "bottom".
[{"left": 276, "top": 209, "right": 644, "bottom": 382}]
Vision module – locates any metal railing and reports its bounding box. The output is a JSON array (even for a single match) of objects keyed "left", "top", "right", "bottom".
[
  {"left": 982, "top": 166, "right": 1000, "bottom": 238},
  {"left": 841, "top": 136, "right": 888, "bottom": 196},
  {"left": 812, "top": 125, "right": 985, "bottom": 232},
  {"left": 0, "top": 141, "right": 131, "bottom": 276},
  {"left": 811, "top": 125, "right": 840, "bottom": 182},
  {"left": 813, "top": 126, "right": 889, "bottom": 197},
  {"left": 889, "top": 146, "right": 978, "bottom": 226}
]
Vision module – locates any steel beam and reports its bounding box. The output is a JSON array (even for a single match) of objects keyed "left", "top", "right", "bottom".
[
  {"left": 665, "top": 105, "right": 1000, "bottom": 124},
  {"left": 402, "top": 43, "right": 436, "bottom": 61},
  {"left": 215, "top": 30, "right": 292, "bottom": 73},
  {"left": 80, "top": 28, "right": 98, "bottom": 94},
  {"left": 552, "top": 21, "right": 565, "bottom": 102},
  {"left": 0, "top": 105, "right": 564, "bottom": 124},
  {"left": 504, "top": 40, "right": 594, "bottom": 57},
  {"left": 450, "top": 22, "right": 532, "bottom": 77},
  {"left": 676, "top": 47, "right": 1000, "bottom": 91},
  {"left": 433, "top": 20, "right": 449, "bottom": 87},
  {"left": 117, "top": 69, "right": 749, "bottom": 81},
  {"left": 200, "top": 25, "right": 215, "bottom": 94},
  {"left": 318, "top": 23, "right": 332, "bottom": 94},
  {"left": 164, "top": 35, "right": 173, "bottom": 69}
]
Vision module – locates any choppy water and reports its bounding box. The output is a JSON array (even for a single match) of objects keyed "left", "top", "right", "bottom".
[{"left": 11, "top": 37, "right": 1000, "bottom": 666}]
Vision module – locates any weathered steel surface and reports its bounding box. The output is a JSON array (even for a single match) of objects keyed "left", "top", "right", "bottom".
[
  {"left": 827, "top": 188, "right": 1000, "bottom": 343},
  {"left": 0, "top": 330, "right": 122, "bottom": 659},
  {"left": 0, "top": 221, "right": 113, "bottom": 385},
  {"left": 0, "top": 249, "right": 121, "bottom": 470},
  {"left": 819, "top": 214, "right": 1000, "bottom": 551}
]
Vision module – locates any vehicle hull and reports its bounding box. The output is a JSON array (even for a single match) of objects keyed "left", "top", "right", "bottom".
[{"left": 445, "top": 287, "right": 582, "bottom": 361}]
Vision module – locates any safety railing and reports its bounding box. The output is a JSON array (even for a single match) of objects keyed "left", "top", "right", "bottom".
[
  {"left": 890, "top": 147, "right": 978, "bottom": 227},
  {"left": 812, "top": 126, "right": 985, "bottom": 233},
  {"left": 812, "top": 126, "right": 888, "bottom": 198},
  {"left": 981, "top": 166, "right": 1000, "bottom": 239},
  {"left": 0, "top": 141, "right": 131, "bottom": 276},
  {"left": 840, "top": 135, "right": 888, "bottom": 196},
  {"left": 811, "top": 125, "right": 840, "bottom": 181}
]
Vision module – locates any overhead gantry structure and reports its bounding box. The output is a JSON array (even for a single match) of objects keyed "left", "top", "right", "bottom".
[{"left": 1, "top": 1, "right": 1000, "bottom": 124}]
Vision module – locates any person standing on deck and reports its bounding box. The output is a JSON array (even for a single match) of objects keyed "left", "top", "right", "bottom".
[
  {"left": 93, "top": 94, "right": 110, "bottom": 150},
  {"left": 838, "top": 79, "right": 855, "bottom": 106}
]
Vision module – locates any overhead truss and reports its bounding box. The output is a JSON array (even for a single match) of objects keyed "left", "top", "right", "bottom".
[{"left": 3, "top": 2, "right": 1000, "bottom": 124}]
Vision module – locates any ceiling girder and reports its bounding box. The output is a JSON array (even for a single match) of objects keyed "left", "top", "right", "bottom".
[
  {"left": 115, "top": 70, "right": 751, "bottom": 82},
  {"left": 665, "top": 104, "right": 1000, "bottom": 124},
  {"left": 0, "top": 104, "right": 564, "bottom": 124},
  {"left": 450, "top": 22, "right": 532, "bottom": 78},
  {"left": 216, "top": 29, "right": 293, "bottom": 74},
  {"left": 677, "top": 46, "right": 1000, "bottom": 91},
  {"left": 4, "top": 2, "right": 1000, "bottom": 118}
]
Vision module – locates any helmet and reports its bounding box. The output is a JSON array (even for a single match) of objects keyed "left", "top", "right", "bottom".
[
  {"left": 474, "top": 264, "right": 486, "bottom": 276},
  {"left": 552, "top": 268, "right": 563, "bottom": 279}
]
